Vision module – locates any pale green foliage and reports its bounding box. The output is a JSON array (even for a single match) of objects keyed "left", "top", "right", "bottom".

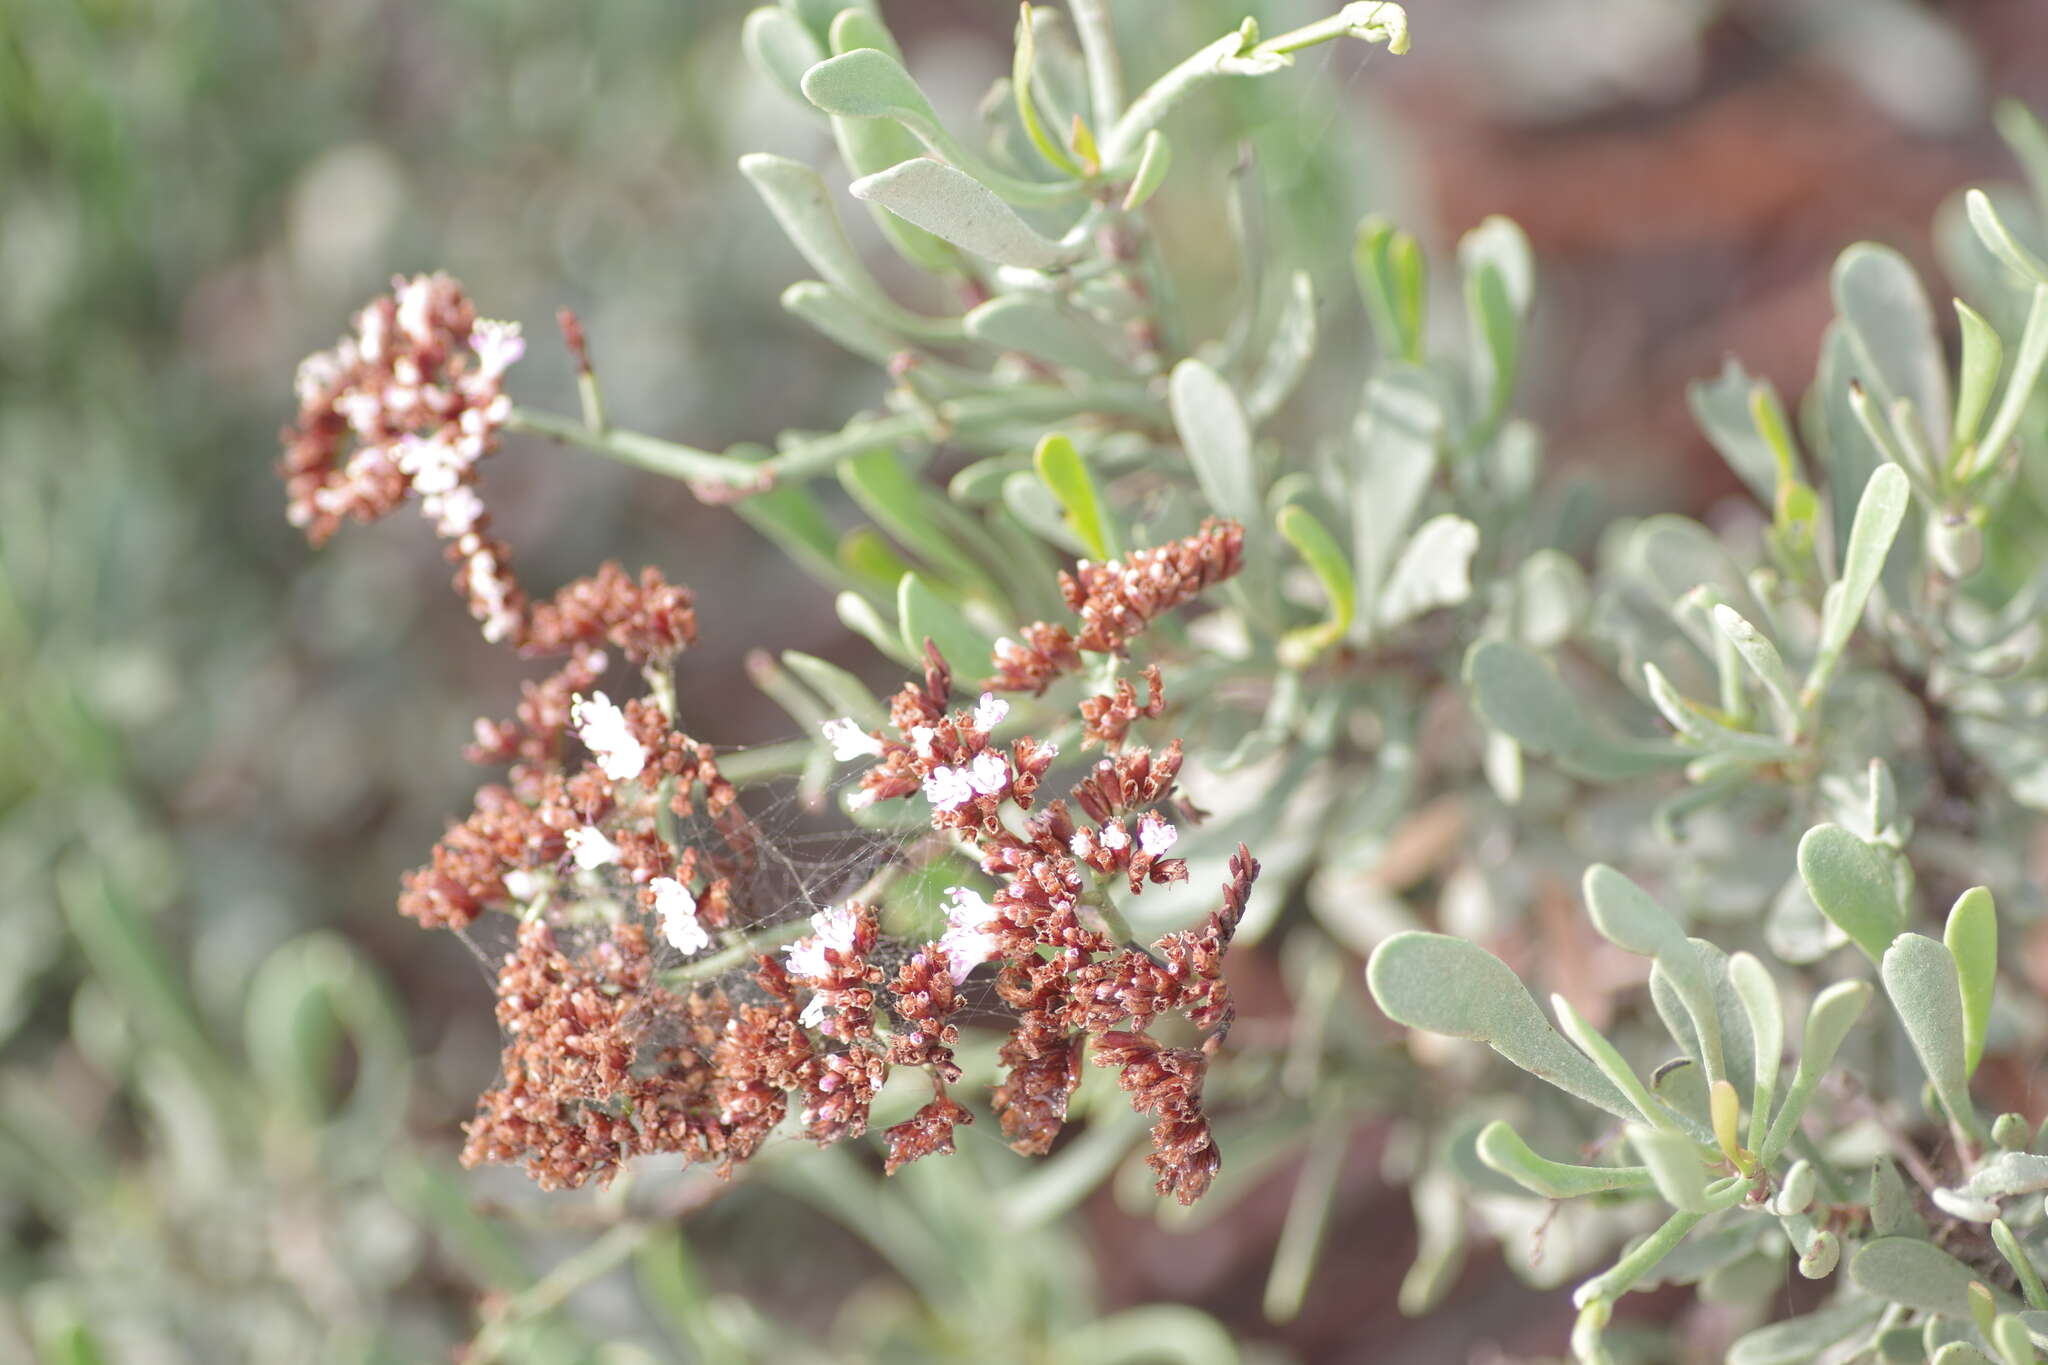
[{"left": 699, "top": 6, "right": 2048, "bottom": 1351}]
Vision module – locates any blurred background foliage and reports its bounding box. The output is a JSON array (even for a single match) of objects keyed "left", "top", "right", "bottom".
[{"left": 7, "top": 0, "right": 2048, "bottom": 1360}]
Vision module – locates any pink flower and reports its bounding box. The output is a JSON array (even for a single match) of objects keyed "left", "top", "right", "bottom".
[{"left": 922, "top": 766, "right": 973, "bottom": 810}]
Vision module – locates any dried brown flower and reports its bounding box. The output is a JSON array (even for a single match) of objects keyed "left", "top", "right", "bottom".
[{"left": 283, "top": 311, "right": 1262, "bottom": 1204}]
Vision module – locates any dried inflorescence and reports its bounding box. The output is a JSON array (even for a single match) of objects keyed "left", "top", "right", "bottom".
[
  {"left": 282, "top": 272, "right": 531, "bottom": 641},
  {"left": 284, "top": 279, "right": 1257, "bottom": 1203},
  {"left": 989, "top": 520, "right": 1245, "bottom": 692},
  {"left": 819, "top": 520, "right": 1258, "bottom": 1201}
]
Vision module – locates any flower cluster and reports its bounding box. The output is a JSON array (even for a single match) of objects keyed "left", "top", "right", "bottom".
[
  {"left": 816, "top": 521, "right": 1258, "bottom": 1202},
  {"left": 285, "top": 280, "right": 1259, "bottom": 1204},
  {"left": 282, "top": 273, "right": 528, "bottom": 640},
  {"left": 989, "top": 520, "right": 1245, "bottom": 692}
]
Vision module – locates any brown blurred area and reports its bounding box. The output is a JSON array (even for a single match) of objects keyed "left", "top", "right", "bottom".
[{"left": 1394, "top": 0, "right": 2048, "bottom": 517}]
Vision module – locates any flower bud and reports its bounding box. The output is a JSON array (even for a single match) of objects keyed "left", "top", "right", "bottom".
[
  {"left": 1775, "top": 1160, "right": 1817, "bottom": 1216},
  {"left": 1798, "top": 1229, "right": 1840, "bottom": 1279},
  {"left": 1995, "top": 1111, "right": 2031, "bottom": 1151}
]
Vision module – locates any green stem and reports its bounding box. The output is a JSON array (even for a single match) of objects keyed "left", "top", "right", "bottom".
[
  {"left": 1963, "top": 282, "right": 2048, "bottom": 483},
  {"left": 576, "top": 368, "right": 607, "bottom": 436},
  {"left": 1102, "top": 29, "right": 1244, "bottom": 166},
  {"left": 756, "top": 383, "right": 1163, "bottom": 483},
  {"left": 468, "top": 1222, "right": 653, "bottom": 1362},
  {"left": 507, "top": 407, "right": 761, "bottom": 486},
  {"left": 1102, "top": 3, "right": 1408, "bottom": 163},
  {"left": 518, "top": 379, "right": 1163, "bottom": 493},
  {"left": 1570, "top": 1207, "right": 1708, "bottom": 1310}
]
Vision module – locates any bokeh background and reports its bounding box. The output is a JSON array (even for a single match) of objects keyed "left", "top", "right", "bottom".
[{"left": 8, "top": 1, "right": 2048, "bottom": 1360}]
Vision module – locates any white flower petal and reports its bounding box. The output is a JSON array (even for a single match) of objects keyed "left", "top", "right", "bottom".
[{"left": 566, "top": 825, "right": 619, "bottom": 870}]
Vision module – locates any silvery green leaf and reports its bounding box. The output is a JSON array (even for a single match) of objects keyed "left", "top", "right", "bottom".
[
  {"left": 1169, "top": 358, "right": 1261, "bottom": 522},
  {"left": 1796, "top": 823, "right": 1905, "bottom": 964},
  {"left": 1353, "top": 215, "right": 1426, "bottom": 364},
  {"left": 1852, "top": 1237, "right": 2019, "bottom": 1317},
  {"left": 851, "top": 159, "right": 1076, "bottom": 270},
  {"left": 1460, "top": 216, "right": 1532, "bottom": 427},
  {"left": 1711, "top": 604, "right": 1801, "bottom": 735},
  {"left": 1376, "top": 515, "right": 1478, "bottom": 630},
  {"left": 1398, "top": 1170, "right": 1467, "bottom": 1317},
  {"left": 1955, "top": 1153, "right": 2048, "bottom": 1206},
  {"left": 897, "top": 572, "right": 996, "bottom": 675},
  {"left": 1968, "top": 189, "right": 2048, "bottom": 286},
  {"left": 1120, "top": 129, "right": 1171, "bottom": 211},
  {"left": 836, "top": 589, "right": 914, "bottom": 665},
  {"left": 1641, "top": 663, "right": 1794, "bottom": 759},
  {"left": 966, "top": 294, "right": 1127, "bottom": 374},
  {"left": 1932, "top": 1187, "right": 2003, "bottom": 1225},
  {"left": 1945, "top": 886, "right": 1998, "bottom": 1078},
  {"left": 828, "top": 6, "right": 901, "bottom": 60},
  {"left": 1760, "top": 981, "right": 1872, "bottom": 1165},
  {"left": 1954, "top": 300, "right": 2005, "bottom": 454},
  {"left": 1969, "top": 284, "right": 2048, "bottom": 483},
  {"left": 800, "top": 45, "right": 945, "bottom": 136},
  {"left": 1811, "top": 426, "right": 1908, "bottom": 670},
  {"left": 1276, "top": 503, "right": 1355, "bottom": 667},
  {"left": 1832, "top": 243, "right": 1951, "bottom": 456},
  {"left": 1032, "top": 432, "right": 1112, "bottom": 559},
  {"left": 1929, "top": 1343, "right": 1995, "bottom": 1364},
  {"left": 1473, "top": 1120, "right": 1655, "bottom": 1199},
  {"left": 1653, "top": 1221, "right": 1771, "bottom": 1289},
  {"left": 1245, "top": 271, "right": 1317, "bottom": 424},
  {"left": 742, "top": 7, "right": 826, "bottom": 102},
  {"left": 1458, "top": 214, "right": 1535, "bottom": 317},
  {"left": 1009, "top": 2, "right": 1082, "bottom": 177},
  {"left": 805, "top": 48, "right": 1078, "bottom": 208},
  {"left": 740, "top": 154, "right": 960, "bottom": 339},
  {"left": 1003, "top": 471, "right": 1088, "bottom": 556},
  {"left": 946, "top": 454, "right": 1026, "bottom": 505},
  {"left": 1998, "top": 98, "right": 2048, "bottom": 206},
  {"left": 1992, "top": 1220, "right": 2048, "bottom": 1311},
  {"left": 1582, "top": 864, "right": 1685, "bottom": 958},
  {"left": 1366, "top": 932, "right": 1636, "bottom": 1122},
  {"left": 1882, "top": 933, "right": 1986, "bottom": 1143},
  {"left": 1349, "top": 370, "right": 1440, "bottom": 613},
  {"left": 1512, "top": 549, "right": 1587, "bottom": 650},
  {"left": 1728, "top": 952, "right": 1783, "bottom": 1152},
  {"left": 1648, "top": 938, "right": 1752, "bottom": 1101},
  {"left": 780, "top": 651, "right": 883, "bottom": 730},
  {"left": 837, "top": 448, "right": 1001, "bottom": 601},
  {"left": 1464, "top": 262, "right": 1519, "bottom": 426},
  {"left": 1628, "top": 1124, "right": 1713, "bottom": 1213},
  {"left": 825, "top": 13, "right": 957, "bottom": 273},
  {"left": 1727, "top": 1301, "right": 1884, "bottom": 1365},
  {"left": 1761, "top": 871, "right": 1843, "bottom": 965},
  {"left": 1464, "top": 638, "right": 1690, "bottom": 781},
  {"left": 783, "top": 0, "right": 860, "bottom": 43},
  {"left": 1687, "top": 358, "right": 1783, "bottom": 505},
  {"left": 843, "top": 528, "right": 919, "bottom": 594},
  {"left": 739, "top": 478, "right": 853, "bottom": 591},
  {"left": 1620, "top": 516, "right": 1770, "bottom": 632},
  {"left": 781, "top": 282, "right": 971, "bottom": 382},
  {"left": 780, "top": 280, "right": 901, "bottom": 365},
  {"left": 1993, "top": 1315, "right": 2037, "bottom": 1365},
  {"left": 1870, "top": 1156, "right": 1928, "bottom": 1239},
  {"left": 1552, "top": 992, "right": 1687, "bottom": 1133}
]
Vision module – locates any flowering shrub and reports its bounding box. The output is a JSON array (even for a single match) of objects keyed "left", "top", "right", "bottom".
[{"left": 278, "top": 0, "right": 2048, "bottom": 1358}]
